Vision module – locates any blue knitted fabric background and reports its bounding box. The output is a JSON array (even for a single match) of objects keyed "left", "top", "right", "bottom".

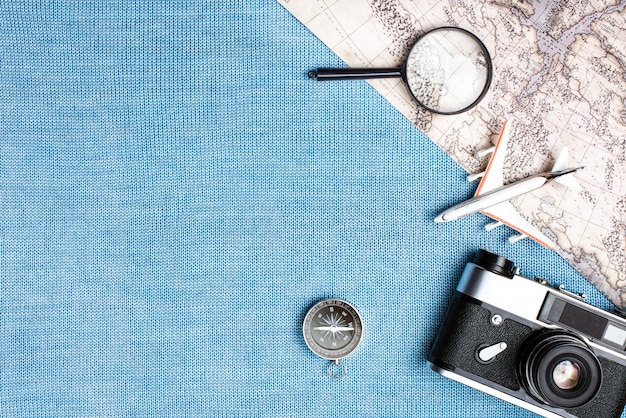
[{"left": 0, "top": 1, "right": 622, "bottom": 417}]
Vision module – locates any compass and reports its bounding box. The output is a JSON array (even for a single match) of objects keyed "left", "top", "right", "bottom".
[{"left": 303, "top": 299, "right": 363, "bottom": 379}]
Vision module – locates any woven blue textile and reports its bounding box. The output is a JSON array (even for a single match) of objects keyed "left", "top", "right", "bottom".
[{"left": 1, "top": 1, "right": 622, "bottom": 417}]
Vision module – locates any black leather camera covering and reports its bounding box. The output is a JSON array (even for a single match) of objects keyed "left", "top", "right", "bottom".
[{"left": 429, "top": 295, "right": 533, "bottom": 390}]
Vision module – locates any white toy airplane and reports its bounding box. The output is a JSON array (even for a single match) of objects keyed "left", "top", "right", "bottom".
[{"left": 434, "top": 120, "right": 583, "bottom": 250}]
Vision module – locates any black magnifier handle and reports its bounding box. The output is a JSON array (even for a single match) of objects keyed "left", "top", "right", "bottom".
[{"left": 308, "top": 67, "right": 402, "bottom": 81}]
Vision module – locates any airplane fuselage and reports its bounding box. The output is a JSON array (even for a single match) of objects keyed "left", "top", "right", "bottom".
[{"left": 435, "top": 174, "right": 551, "bottom": 222}]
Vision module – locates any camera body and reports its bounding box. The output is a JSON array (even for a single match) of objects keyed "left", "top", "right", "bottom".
[{"left": 428, "top": 250, "right": 626, "bottom": 418}]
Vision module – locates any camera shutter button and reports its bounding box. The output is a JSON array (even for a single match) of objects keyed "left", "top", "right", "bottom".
[{"left": 477, "top": 342, "right": 508, "bottom": 363}]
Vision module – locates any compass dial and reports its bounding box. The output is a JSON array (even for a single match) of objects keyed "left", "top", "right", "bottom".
[{"left": 303, "top": 299, "right": 363, "bottom": 360}]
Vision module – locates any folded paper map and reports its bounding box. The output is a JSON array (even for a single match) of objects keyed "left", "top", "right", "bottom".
[{"left": 279, "top": 0, "right": 626, "bottom": 307}]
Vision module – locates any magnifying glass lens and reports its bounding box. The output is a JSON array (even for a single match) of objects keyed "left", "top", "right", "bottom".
[{"left": 405, "top": 28, "right": 491, "bottom": 114}]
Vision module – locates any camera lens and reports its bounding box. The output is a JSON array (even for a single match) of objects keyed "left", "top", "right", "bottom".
[
  {"left": 518, "top": 331, "right": 601, "bottom": 408},
  {"left": 552, "top": 360, "right": 581, "bottom": 390}
]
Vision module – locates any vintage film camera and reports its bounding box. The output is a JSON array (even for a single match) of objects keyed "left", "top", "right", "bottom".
[{"left": 428, "top": 250, "right": 626, "bottom": 418}]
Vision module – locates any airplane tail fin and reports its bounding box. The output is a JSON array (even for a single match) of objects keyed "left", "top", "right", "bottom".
[
  {"left": 551, "top": 147, "right": 573, "bottom": 172},
  {"left": 551, "top": 147, "right": 582, "bottom": 192},
  {"left": 554, "top": 172, "right": 582, "bottom": 191}
]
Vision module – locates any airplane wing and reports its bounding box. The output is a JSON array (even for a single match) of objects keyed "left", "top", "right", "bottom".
[
  {"left": 468, "top": 120, "right": 557, "bottom": 249},
  {"left": 481, "top": 202, "right": 556, "bottom": 250},
  {"left": 474, "top": 120, "right": 511, "bottom": 196}
]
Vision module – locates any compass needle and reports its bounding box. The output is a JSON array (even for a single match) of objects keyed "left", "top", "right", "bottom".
[{"left": 313, "top": 326, "right": 355, "bottom": 332}]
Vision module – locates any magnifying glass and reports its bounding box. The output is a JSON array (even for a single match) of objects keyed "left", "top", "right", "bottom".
[{"left": 308, "top": 27, "right": 493, "bottom": 115}]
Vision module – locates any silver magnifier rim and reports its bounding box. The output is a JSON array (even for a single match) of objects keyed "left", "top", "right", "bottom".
[{"left": 401, "top": 26, "right": 493, "bottom": 115}]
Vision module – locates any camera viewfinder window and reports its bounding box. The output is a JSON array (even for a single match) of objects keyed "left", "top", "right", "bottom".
[{"left": 603, "top": 324, "right": 626, "bottom": 348}]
